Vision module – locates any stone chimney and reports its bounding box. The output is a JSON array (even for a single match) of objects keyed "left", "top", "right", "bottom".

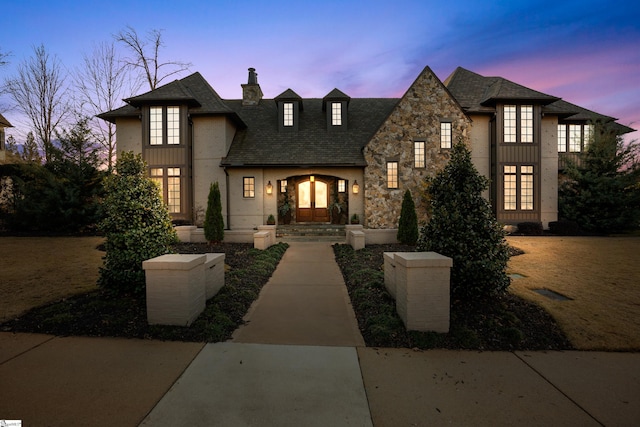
[{"left": 242, "top": 67, "right": 263, "bottom": 106}]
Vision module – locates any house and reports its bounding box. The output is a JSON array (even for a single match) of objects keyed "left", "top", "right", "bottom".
[
  {"left": 98, "top": 66, "right": 633, "bottom": 242},
  {"left": 0, "top": 113, "right": 12, "bottom": 164}
]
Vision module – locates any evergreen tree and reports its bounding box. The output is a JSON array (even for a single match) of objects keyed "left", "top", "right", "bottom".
[
  {"left": 417, "top": 141, "right": 510, "bottom": 302},
  {"left": 98, "top": 151, "right": 177, "bottom": 295},
  {"left": 397, "top": 189, "right": 418, "bottom": 245},
  {"left": 559, "top": 124, "right": 640, "bottom": 233},
  {"left": 204, "top": 181, "right": 224, "bottom": 243},
  {"left": 21, "top": 132, "right": 42, "bottom": 163}
]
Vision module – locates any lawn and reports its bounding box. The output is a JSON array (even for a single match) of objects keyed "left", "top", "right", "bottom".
[
  {"left": 0, "top": 237, "right": 104, "bottom": 323},
  {"left": 1, "top": 236, "right": 638, "bottom": 350},
  {"left": 506, "top": 235, "right": 640, "bottom": 351}
]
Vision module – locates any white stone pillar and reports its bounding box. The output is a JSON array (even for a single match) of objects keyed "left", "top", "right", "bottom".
[{"left": 394, "top": 252, "right": 452, "bottom": 333}]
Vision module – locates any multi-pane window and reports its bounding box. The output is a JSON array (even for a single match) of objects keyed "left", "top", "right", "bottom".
[
  {"left": 440, "top": 122, "right": 452, "bottom": 149},
  {"left": 520, "top": 166, "right": 534, "bottom": 210},
  {"left": 331, "top": 102, "right": 342, "bottom": 126},
  {"left": 557, "top": 124, "right": 567, "bottom": 152},
  {"left": 503, "top": 166, "right": 517, "bottom": 210},
  {"left": 150, "top": 107, "right": 163, "bottom": 145},
  {"left": 243, "top": 177, "right": 255, "bottom": 198},
  {"left": 150, "top": 168, "right": 163, "bottom": 193},
  {"left": 283, "top": 102, "right": 294, "bottom": 127},
  {"left": 167, "top": 106, "right": 180, "bottom": 145},
  {"left": 280, "top": 179, "right": 288, "bottom": 193},
  {"left": 414, "top": 141, "right": 426, "bottom": 168},
  {"left": 387, "top": 161, "right": 399, "bottom": 189},
  {"left": 503, "top": 165, "right": 534, "bottom": 211},
  {"left": 167, "top": 168, "right": 181, "bottom": 213},
  {"left": 338, "top": 179, "right": 346, "bottom": 193},
  {"left": 559, "top": 123, "right": 593, "bottom": 152},
  {"left": 504, "top": 105, "right": 533, "bottom": 143},
  {"left": 569, "top": 124, "right": 582, "bottom": 152},
  {"left": 150, "top": 167, "right": 181, "bottom": 213},
  {"left": 520, "top": 106, "right": 533, "bottom": 142},
  {"left": 150, "top": 106, "right": 180, "bottom": 145},
  {"left": 504, "top": 105, "right": 517, "bottom": 143}
]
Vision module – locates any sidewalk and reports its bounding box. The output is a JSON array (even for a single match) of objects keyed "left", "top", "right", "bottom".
[{"left": 1, "top": 242, "right": 639, "bottom": 426}]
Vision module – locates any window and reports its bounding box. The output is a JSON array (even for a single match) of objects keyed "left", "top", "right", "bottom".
[
  {"left": 503, "top": 166, "right": 517, "bottom": 210},
  {"left": 150, "top": 168, "right": 163, "bottom": 193},
  {"left": 387, "top": 161, "right": 399, "bottom": 189},
  {"left": 243, "top": 177, "right": 255, "bottom": 198},
  {"left": 558, "top": 124, "right": 567, "bottom": 152},
  {"left": 503, "top": 105, "right": 533, "bottom": 143},
  {"left": 338, "top": 179, "right": 346, "bottom": 193},
  {"left": 149, "top": 167, "right": 181, "bottom": 213},
  {"left": 150, "top": 107, "right": 163, "bottom": 145},
  {"left": 149, "top": 106, "right": 180, "bottom": 145},
  {"left": 440, "top": 122, "right": 452, "bottom": 149},
  {"left": 503, "top": 165, "right": 534, "bottom": 211},
  {"left": 504, "top": 105, "right": 517, "bottom": 143},
  {"left": 167, "top": 107, "right": 180, "bottom": 145},
  {"left": 558, "top": 123, "right": 593, "bottom": 152},
  {"left": 414, "top": 141, "right": 426, "bottom": 168},
  {"left": 280, "top": 179, "right": 288, "bottom": 193},
  {"left": 331, "top": 102, "right": 342, "bottom": 126},
  {"left": 167, "top": 168, "right": 181, "bottom": 213},
  {"left": 283, "top": 102, "right": 294, "bottom": 127}
]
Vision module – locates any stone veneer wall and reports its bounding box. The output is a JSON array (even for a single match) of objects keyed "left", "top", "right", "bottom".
[{"left": 363, "top": 67, "right": 471, "bottom": 228}]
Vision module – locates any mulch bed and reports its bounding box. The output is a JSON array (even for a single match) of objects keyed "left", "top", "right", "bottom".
[{"left": 333, "top": 244, "right": 573, "bottom": 351}]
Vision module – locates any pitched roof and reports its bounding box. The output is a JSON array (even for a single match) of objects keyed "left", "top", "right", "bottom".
[
  {"left": 98, "top": 72, "right": 244, "bottom": 125},
  {"left": 221, "top": 97, "right": 398, "bottom": 167},
  {"left": 445, "top": 67, "right": 559, "bottom": 112},
  {"left": 0, "top": 113, "right": 12, "bottom": 128}
]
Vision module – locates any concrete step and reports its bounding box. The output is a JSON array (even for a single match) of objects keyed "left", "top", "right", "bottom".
[{"left": 276, "top": 224, "right": 346, "bottom": 239}]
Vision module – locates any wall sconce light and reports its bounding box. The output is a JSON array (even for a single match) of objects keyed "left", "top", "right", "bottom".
[
  {"left": 266, "top": 180, "right": 273, "bottom": 195},
  {"left": 310, "top": 175, "right": 315, "bottom": 182},
  {"left": 352, "top": 180, "right": 359, "bottom": 194}
]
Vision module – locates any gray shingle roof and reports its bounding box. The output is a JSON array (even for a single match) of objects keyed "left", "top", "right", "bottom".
[
  {"left": 0, "top": 113, "right": 12, "bottom": 128},
  {"left": 221, "top": 97, "right": 398, "bottom": 167}
]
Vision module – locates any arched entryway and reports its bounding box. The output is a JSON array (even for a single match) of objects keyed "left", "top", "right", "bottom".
[{"left": 296, "top": 176, "right": 330, "bottom": 222}]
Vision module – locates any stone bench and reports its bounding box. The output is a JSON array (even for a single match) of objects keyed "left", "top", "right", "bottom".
[
  {"left": 143, "top": 253, "right": 226, "bottom": 326},
  {"left": 384, "top": 252, "right": 453, "bottom": 333}
]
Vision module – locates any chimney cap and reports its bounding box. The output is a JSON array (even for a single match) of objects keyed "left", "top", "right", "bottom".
[{"left": 248, "top": 68, "right": 258, "bottom": 85}]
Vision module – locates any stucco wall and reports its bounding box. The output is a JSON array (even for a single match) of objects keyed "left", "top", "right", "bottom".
[
  {"left": 363, "top": 67, "right": 471, "bottom": 228},
  {"left": 115, "top": 117, "right": 142, "bottom": 154},
  {"left": 540, "top": 116, "right": 559, "bottom": 227},
  {"left": 192, "top": 116, "right": 236, "bottom": 226},
  {"left": 468, "top": 114, "right": 491, "bottom": 199}
]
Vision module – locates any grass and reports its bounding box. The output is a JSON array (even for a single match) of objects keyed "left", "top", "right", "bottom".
[
  {"left": 506, "top": 235, "right": 640, "bottom": 350},
  {"left": 1, "top": 240, "right": 289, "bottom": 342},
  {"left": 0, "top": 236, "right": 105, "bottom": 323}
]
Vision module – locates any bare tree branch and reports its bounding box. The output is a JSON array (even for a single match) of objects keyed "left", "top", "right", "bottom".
[
  {"left": 115, "top": 25, "right": 191, "bottom": 90},
  {"left": 4, "top": 44, "right": 70, "bottom": 162},
  {"left": 75, "top": 41, "right": 141, "bottom": 170}
]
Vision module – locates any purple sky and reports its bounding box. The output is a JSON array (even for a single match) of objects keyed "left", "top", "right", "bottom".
[{"left": 2, "top": 0, "right": 638, "bottom": 141}]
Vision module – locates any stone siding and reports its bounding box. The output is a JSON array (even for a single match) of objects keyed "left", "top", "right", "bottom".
[{"left": 363, "top": 67, "right": 471, "bottom": 228}]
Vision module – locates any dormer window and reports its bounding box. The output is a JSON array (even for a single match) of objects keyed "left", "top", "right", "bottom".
[
  {"left": 283, "top": 102, "right": 294, "bottom": 127},
  {"left": 331, "top": 102, "right": 342, "bottom": 126}
]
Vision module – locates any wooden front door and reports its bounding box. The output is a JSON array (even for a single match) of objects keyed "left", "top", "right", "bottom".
[{"left": 296, "top": 178, "right": 330, "bottom": 222}]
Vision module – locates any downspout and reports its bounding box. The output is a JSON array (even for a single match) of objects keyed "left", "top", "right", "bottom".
[{"left": 224, "top": 167, "right": 230, "bottom": 230}]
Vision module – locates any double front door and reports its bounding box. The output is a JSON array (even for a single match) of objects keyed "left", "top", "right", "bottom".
[{"left": 296, "top": 177, "right": 329, "bottom": 222}]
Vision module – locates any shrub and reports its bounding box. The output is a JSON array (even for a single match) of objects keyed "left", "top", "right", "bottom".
[
  {"left": 98, "top": 151, "right": 178, "bottom": 295},
  {"left": 397, "top": 189, "right": 418, "bottom": 245},
  {"left": 417, "top": 141, "right": 510, "bottom": 302},
  {"left": 548, "top": 220, "right": 580, "bottom": 236},
  {"left": 204, "top": 181, "right": 224, "bottom": 243},
  {"left": 517, "top": 222, "right": 543, "bottom": 235}
]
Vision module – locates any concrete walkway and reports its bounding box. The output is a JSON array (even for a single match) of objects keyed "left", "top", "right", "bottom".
[{"left": 1, "top": 242, "right": 640, "bottom": 426}]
